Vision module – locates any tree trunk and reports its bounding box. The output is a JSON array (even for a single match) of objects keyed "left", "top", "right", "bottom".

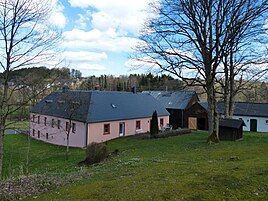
[
  {"left": 207, "top": 84, "right": 219, "bottom": 143},
  {"left": 224, "top": 44, "right": 236, "bottom": 118},
  {"left": 0, "top": 72, "right": 9, "bottom": 178},
  {"left": 224, "top": 90, "right": 231, "bottom": 118},
  {"left": 66, "top": 131, "right": 70, "bottom": 161},
  {"left": 223, "top": 55, "right": 231, "bottom": 118},
  {"left": 26, "top": 130, "right": 31, "bottom": 177},
  {"left": 0, "top": 125, "right": 3, "bottom": 179},
  {"left": 224, "top": 70, "right": 231, "bottom": 118},
  {"left": 228, "top": 53, "right": 235, "bottom": 117},
  {"left": 229, "top": 94, "right": 235, "bottom": 117}
]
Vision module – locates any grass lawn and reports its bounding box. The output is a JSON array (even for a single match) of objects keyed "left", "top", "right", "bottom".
[
  {"left": 3, "top": 131, "right": 268, "bottom": 200},
  {"left": 3, "top": 134, "right": 85, "bottom": 179},
  {"left": 6, "top": 121, "right": 30, "bottom": 130}
]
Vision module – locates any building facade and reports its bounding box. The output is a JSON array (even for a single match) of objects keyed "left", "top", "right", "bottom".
[{"left": 30, "top": 90, "right": 170, "bottom": 147}]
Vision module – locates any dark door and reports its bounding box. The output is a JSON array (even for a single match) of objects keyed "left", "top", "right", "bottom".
[
  {"left": 250, "top": 119, "right": 257, "bottom": 132},
  {"left": 119, "top": 122, "right": 125, "bottom": 137},
  {"left": 197, "top": 118, "right": 206, "bottom": 130},
  {"left": 167, "top": 109, "right": 178, "bottom": 129}
]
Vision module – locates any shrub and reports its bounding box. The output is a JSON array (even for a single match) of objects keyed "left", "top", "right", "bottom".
[
  {"left": 156, "top": 129, "right": 191, "bottom": 138},
  {"left": 83, "top": 142, "right": 110, "bottom": 165},
  {"left": 130, "top": 129, "right": 192, "bottom": 140},
  {"left": 150, "top": 110, "right": 159, "bottom": 138}
]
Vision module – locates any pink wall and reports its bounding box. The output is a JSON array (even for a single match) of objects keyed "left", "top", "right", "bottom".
[
  {"left": 87, "top": 116, "right": 169, "bottom": 144},
  {"left": 30, "top": 113, "right": 169, "bottom": 147},
  {"left": 30, "top": 113, "right": 87, "bottom": 147}
]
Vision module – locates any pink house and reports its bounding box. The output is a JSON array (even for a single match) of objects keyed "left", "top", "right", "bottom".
[{"left": 30, "top": 90, "right": 170, "bottom": 147}]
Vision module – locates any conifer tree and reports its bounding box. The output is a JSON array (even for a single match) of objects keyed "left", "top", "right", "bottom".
[{"left": 150, "top": 110, "right": 159, "bottom": 138}]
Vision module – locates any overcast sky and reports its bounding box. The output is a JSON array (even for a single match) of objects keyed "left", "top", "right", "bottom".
[{"left": 47, "top": 0, "right": 154, "bottom": 77}]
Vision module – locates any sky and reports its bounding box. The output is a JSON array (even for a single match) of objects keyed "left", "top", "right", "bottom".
[{"left": 48, "top": 0, "right": 154, "bottom": 77}]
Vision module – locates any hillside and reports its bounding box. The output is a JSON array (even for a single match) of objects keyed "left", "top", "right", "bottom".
[
  {"left": 1, "top": 131, "right": 267, "bottom": 200},
  {"left": 0, "top": 67, "right": 70, "bottom": 83}
]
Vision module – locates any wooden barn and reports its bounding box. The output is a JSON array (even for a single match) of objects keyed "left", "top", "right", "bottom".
[
  {"left": 184, "top": 102, "right": 208, "bottom": 130},
  {"left": 143, "top": 91, "right": 199, "bottom": 129},
  {"left": 219, "top": 118, "right": 245, "bottom": 141}
]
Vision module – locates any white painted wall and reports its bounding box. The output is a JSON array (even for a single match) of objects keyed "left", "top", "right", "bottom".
[{"left": 233, "top": 115, "right": 268, "bottom": 132}]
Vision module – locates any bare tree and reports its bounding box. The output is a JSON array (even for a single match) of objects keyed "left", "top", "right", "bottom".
[
  {"left": 134, "top": 0, "right": 268, "bottom": 142},
  {"left": 216, "top": 1, "right": 268, "bottom": 117},
  {"left": 59, "top": 90, "right": 83, "bottom": 160},
  {"left": 0, "top": 0, "right": 61, "bottom": 178}
]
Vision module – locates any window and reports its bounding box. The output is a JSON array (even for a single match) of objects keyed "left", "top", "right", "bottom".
[
  {"left": 266, "top": 120, "right": 268, "bottom": 124},
  {"left": 160, "top": 118, "right": 164, "bottom": 127},
  {"left": 46, "top": 133, "right": 48, "bottom": 139},
  {"left": 32, "top": 129, "right": 35, "bottom": 136},
  {"left": 103, "top": 124, "right": 110, "bottom": 135},
  {"left": 52, "top": 119, "right": 55, "bottom": 128},
  {"left": 136, "top": 120, "right": 141, "bottom": 130},
  {"left": 57, "top": 120, "right": 61, "bottom": 129},
  {"left": 66, "top": 122, "right": 70, "bottom": 131},
  {"left": 44, "top": 117, "right": 47, "bottom": 126},
  {"left": 37, "top": 130, "right": 40, "bottom": 138},
  {"left": 32, "top": 115, "right": 35, "bottom": 122},
  {"left": 72, "top": 123, "right": 76, "bottom": 133},
  {"left": 37, "top": 116, "right": 40, "bottom": 124}
]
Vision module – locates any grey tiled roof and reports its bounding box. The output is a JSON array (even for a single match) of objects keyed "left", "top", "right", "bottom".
[
  {"left": 199, "top": 101, "right": 208, "bottom": 110},
  {"left": 219, "top": 118, "right": 246, "bottom": 129},
  {"left": 199, "top": 101, "right": 268, "bottom": 118},
  {"left": 31, "top": 90, "right": 169, "bottom": 123},
  {"left": 142, "top": 90, "right": 197, "bottom": 109},
  {"left": 221, "top": 102, "right": 268, "bottom": 118}
]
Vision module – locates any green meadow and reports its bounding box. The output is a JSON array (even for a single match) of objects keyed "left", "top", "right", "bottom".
[{"left": 2, "top": 131, "right": 268, "bottom": 200}]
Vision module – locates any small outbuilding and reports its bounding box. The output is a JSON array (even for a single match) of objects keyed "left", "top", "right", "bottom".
[{"left": 219, "top": 118, "right": 245, "bottom": 141}]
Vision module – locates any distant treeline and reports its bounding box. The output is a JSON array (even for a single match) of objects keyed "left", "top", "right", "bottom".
[
  {"left": 78, "top": 73, "right": 185, "bottom": 92},
  {"left": 0, "top": 67, "right": 70, "bottom": 84},
  {"left": 1, "top": 67, "right": 267, "bottom": 104}
]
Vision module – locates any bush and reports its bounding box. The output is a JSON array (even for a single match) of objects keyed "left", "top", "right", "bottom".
[
  {"left": 156, "top": 129, "right": 191, "bottom": 138},
  {"left": 150, "top": 110, "right": 159, "bottom": 138},
  {"left": 130, "top": 129, "right": 192, "bottom": 140},
  {"left": 82, "top": 142, "right": 110, "bottom": 165}
]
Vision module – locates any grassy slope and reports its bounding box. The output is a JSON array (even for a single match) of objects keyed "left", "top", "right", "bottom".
[
  {"left": 19, "top": 131, "right": 268, "bottom": 201},
  {"left": 3, "top": 132, "right": 268, "bottom": 200},
  {"left": 3, "top": 135, "right": 84, "bottom": 178}
]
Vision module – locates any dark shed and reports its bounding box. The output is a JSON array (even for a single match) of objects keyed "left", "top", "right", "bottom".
[{"left": 219, "top": 118, "right": 245, "bottom": 141}]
